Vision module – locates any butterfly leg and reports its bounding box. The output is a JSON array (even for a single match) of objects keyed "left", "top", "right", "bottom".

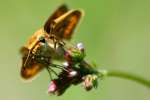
[{"left": 46, "top": 67, "right": 53, "bottom": 80}]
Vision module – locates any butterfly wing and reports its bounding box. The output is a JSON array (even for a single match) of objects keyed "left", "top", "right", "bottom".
[
  {"left": 44, "top": 4, "right": 68, "bottom": 33},
  {"left": 52, "top": 10, "right": 82, "bottom": 40},
  {"left": 20, "top": 47, "right": 44, "bottom": 79}
]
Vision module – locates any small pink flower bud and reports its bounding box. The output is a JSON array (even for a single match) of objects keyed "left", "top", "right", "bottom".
[
  {"left": 64, "top": 51, "right": 72, "bottom": 62},
  {"left": 48, "top": 81, "right": 57, "bottom": 93},
  {"left": 82, "top": 75, "right": 98, "bottom": 91},
  {"left": 83, "top": 76, "right": 93, "bottom": 91}
]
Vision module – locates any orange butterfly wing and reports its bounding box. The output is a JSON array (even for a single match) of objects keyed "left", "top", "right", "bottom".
[
  {"left": 20, "top": 47, "right": 45, "bottom": 79},
  {"left": 52, "top": 10, "right": 82, "bottom": 40}
]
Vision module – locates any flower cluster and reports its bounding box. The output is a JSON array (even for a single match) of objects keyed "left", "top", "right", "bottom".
[{"left": 48, "top": 43, "right": 99, "bottom": 96}]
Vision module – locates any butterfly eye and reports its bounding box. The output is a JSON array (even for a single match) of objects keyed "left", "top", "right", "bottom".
[{"left": 39, "top": 36, "right": 46, "bottom": 43}]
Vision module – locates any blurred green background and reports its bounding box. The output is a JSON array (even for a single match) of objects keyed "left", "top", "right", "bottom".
[{"left": 0, "top": 0, "right": 149, "bottom": 100}]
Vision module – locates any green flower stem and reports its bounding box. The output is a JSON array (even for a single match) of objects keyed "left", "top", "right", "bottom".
[{"left": 98, "top": 70, "right": 150, "bottom": 88}]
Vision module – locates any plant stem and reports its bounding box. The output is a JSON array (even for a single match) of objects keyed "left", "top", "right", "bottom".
[{"left": 98, "top": 70, "right": 150, "bottom": 88}]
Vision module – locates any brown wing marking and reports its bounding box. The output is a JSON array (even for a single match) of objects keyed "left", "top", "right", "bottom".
[
  {"left": 52, "top": 10, "right": 82, "bottom": 40},
  {"left": 20, "top": 47, "right": 44, "bottom": 79},
  {"left": 44, "top": 4, "right": 68, "bottom": 33},
  {"left": 21, "top": 62, "right": 44, "bottom": 79}
]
